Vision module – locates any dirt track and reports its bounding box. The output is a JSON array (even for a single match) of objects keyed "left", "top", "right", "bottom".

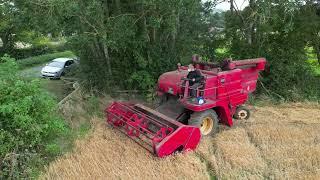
[{"left": 42, "top": 102, "right": 320, "bottom": 179}]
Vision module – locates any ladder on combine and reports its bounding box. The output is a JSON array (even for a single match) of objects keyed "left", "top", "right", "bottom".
[{"left": 105, "top": 102, "right": 201, "bottom": 157}]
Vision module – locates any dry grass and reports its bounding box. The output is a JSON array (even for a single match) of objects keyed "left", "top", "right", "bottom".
[
  {"left": 213, "top": 128, "right": 267, "bottom": 179},
  {"left": 42, "top": 99, "right": 320, "bottom": 179},
  {"left": 41, "top": 118, "right": 209, "bottom": 180},
  {"left": 213, "top": 104, "right": 320, "bottom": 179}
]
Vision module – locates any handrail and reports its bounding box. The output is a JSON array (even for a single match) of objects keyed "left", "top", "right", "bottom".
[{"left": 179, "top": 79, "right": 218, "bottom": 100}]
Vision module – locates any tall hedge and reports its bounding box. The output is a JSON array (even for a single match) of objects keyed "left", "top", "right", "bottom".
[{"left": 0, "top": 56, "right": 67, "bottom": 178}]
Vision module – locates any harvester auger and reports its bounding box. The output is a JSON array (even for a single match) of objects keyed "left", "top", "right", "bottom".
[{"left": 105, "top": 57, "right": 266, "bottom": 157}]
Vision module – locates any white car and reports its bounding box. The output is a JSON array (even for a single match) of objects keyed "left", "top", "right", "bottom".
[{"left": 41, "top": 58, "right": 76, "bottom": 79}]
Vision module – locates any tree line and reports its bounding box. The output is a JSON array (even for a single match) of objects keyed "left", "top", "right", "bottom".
[{"left": 0, "top": 0, "right": 319, "bottom": 100}]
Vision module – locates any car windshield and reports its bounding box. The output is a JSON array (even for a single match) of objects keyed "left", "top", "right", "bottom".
[{"left": 47, "top": 61, "right": 64, "bottom": 68}]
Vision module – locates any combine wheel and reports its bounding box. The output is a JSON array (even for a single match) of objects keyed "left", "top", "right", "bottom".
[
  {"left": 188, "top": 110, "right": 218, "bottom": 136},
  {"left": 234, "top": 106, "right": 250, "bottom": 120}
]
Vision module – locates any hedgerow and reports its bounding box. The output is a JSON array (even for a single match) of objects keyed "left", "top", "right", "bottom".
[
  {"left": 0, "top": 55, "right": 68, "bottom": 178},
  {"left": 16, "top": 51, "right": 74, "bottom": 69}
]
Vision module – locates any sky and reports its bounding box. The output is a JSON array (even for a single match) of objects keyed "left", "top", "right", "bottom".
[{"left": 212, "top": 0, "right": 249, "bottom": 11}]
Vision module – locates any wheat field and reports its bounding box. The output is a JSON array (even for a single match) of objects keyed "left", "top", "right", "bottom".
[{"left": 42, "top": 101, "right": 320, "bottom": 179}]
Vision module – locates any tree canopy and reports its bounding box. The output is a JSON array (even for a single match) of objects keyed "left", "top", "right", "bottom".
[{"left": 0, "top": 0, "right": 319, "bottom": 99}]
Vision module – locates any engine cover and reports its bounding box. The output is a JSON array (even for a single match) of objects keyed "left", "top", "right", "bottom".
[{"left": 157, "top": 70, "right": 188, "bottom": 96}]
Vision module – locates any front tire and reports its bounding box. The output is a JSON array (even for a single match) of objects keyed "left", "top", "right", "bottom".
[{"left": 188, "top": 109, "right": 219, "bottom": 136}]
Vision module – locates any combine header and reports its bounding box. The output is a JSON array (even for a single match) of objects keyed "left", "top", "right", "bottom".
[
  {"left": 106, "top": 57, "right": 266, "bottom": 157},
  {"left": 106, "top": 102, "right": 201, "bottom": 157}
]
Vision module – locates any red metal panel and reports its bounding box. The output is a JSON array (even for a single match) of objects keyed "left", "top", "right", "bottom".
[
  {"left": 155, "top": 126, "right": 201, "bottom": 157},
  {"left": 158, "top": 71, "right": 187, "bottom": 95},
  {"left": 202, "top": 76, "right": 218, "bottom": 98}
]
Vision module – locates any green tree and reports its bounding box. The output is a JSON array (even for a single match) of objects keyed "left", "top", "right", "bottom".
[
  {"left": 23, "top": 0, "right": 213, "bottom": 91},
  {"left": 0, "top": 0, "right": 64, "bottom": 57},
  {"left": 0, "top": 1, "right": 17, "bottom": 54},
  {"left": 224, "top": 0, "right": 320, "bottom": 100},
  {"left": 299, "top": 1, "right": 320, "bottom": 64}
]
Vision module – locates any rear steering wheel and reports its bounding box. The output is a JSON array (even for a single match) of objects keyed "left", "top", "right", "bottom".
[{"left": 233, "top": 106, "right": 250, "bottom": 120}]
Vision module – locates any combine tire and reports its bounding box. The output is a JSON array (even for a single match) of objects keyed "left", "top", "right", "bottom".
[
  {"left": 234, "top": 106, "right": 250, "bottom": 120},
  {"left": 188, "top": 110, "right": 218, "bottom": 136}
]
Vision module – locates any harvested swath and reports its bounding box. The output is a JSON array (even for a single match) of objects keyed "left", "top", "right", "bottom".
[
  {"left": 246, "top": 124, "right": 320, "bottom": 179},
  {"left": 213, "top": 103, "right": 320, "bottom": 179},
  {"left": 41, "top": 118, "right": 209, "bottom": 180},
  {"left": 213, "top": 128, "right": 267, "bottom": 179}
]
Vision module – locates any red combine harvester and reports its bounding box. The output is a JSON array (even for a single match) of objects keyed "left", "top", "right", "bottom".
[{"left": 106, "top": 57, "right": 266, "bottom": 157}]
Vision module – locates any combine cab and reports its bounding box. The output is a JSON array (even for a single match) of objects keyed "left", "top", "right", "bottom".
[{"left": 106, "top": 57, "right": 266, "bottom": 157}]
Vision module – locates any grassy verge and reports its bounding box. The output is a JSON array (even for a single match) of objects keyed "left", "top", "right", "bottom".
[
  {"left": 40, "top": 79, "right": 74, "bottom": 101},
  {"left": 17, "top": 51, "right": 75, "bottom": 69}
]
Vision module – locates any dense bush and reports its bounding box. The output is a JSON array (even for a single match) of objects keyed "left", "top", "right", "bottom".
[
  {"left": 17, "top": 51, "right": 75, "bottom": 69},
  {"left": 0, "top": 56, "right": 67, "bottom": 178},
  {"left": 9, "top": 44, "right": 68, "bottom": 60}
]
